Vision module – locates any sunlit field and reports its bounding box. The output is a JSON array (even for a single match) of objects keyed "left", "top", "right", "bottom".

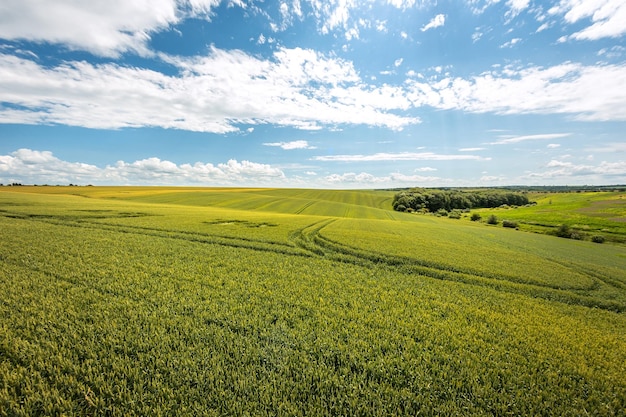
[{"left": 1, "top": 186, "right": 625, "bottom": 415}]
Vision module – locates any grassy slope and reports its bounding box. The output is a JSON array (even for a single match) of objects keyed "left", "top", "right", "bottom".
[
  {"left": 1, "top": 187, "right": 625, "bottom": 415},
  {"left": 473, "top": 191, "right": 626, "bottom": 243}
]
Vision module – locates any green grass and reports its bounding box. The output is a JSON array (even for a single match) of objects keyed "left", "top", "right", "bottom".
[
  {"left": 1, "top": 187, "right": 626, "bottom": 415},
  {"left": 471, "top": 191, "right": 626, "bottom": 243}
]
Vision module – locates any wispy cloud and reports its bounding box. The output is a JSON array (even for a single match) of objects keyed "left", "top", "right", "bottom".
[
  {"left": 550, "top": 0, "right": 626, "bottom": 41},
  {"left": 505, "top": 0, "right": 530, "bottom": 22},
  {"left": 459, "top": 147, "right": 486, "bottom": 152},
  {"left": 312, "top": 152, "right": 488, "bottom": 162},
  {"left": 263, "top": 140, "right": 317, "bottom": 150},
  {"left": 421, "top": 14, "right": 446, "bottom": 31},
  {"left": 585, "top": 142, "right": 626, "bottom": 153},
  {"left": 323, "top": 172, "right": 445, "bottom": 186},
  {"left": 404, "top": 62, "right": 626, "bottom": 121},
  {"left": 523, "top": 159, "right": 626, "bottom": 181},
  {"left": 488, "top": 133, "right": 571, "bottom": 145},
  {"left": 500, "top": 38, "right": 521, "bottom": 48}
]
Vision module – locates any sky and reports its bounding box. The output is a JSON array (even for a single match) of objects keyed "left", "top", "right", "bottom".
[{"left": 0, "top": 0, "right": 625, "bottom": 188}]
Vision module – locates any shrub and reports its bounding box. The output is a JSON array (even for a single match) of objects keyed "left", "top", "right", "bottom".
[
  {"left": 555, "top": 224, "right": 582, "bottom": 240},
  {"left": 502, "top": 220, "right": 518, "bottom": 229},
  {"left": 436, "top": 208, "right": 448, "bottom": 217},
  {"left": 448, "top": 209, "right": 462, "bottom": 219},
  {"left": 470, "top": 213, "right": 481, "bottom": 222},
  {"left": 487, "top": 215, "right": 498, "bottom": 225},
  {"left": 556, "top": 224, "right": 572, "bottom": 238},
  {"left": 591, "top": 235, "right": 605, "bottom": 244}
]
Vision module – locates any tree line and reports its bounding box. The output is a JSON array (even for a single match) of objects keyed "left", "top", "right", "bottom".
[{"left": 392, "top": 188, "right": 531, "bottom": 212}]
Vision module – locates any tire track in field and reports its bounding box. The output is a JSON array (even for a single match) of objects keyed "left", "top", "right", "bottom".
[
  {"left": 0, "top": 211, "right": 314, "bottom": 259},
  {"left": 290, "top": 219, "right": 626, "bottom": 312}
]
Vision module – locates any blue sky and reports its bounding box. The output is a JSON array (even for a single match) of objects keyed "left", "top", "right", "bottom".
[{"left": 0, "top": 0, "right": 625, "bottom": 187}]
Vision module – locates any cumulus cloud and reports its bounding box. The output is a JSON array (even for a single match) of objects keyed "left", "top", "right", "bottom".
[
  {"left": 0, "top": 149, "right": 285, "bottom": 185},
  {"left": 0, "top": 48, "right": 419, "bottom": 133},
  {"left": 421, "top": 14, "right": 446, "bottom": 31},
  {"left": 312, "top": 152, "right": 488, "bottom": 162},
  {"left": 0, "top": 149, "right": 100, "bottom": 184},
  {"left": 263, "top": 140, "right": 316, "bottom": 149},
  {"left": 0, "top": 0, "right": 225, "bottom": 57},
  {"left": 550, "top": 0, "right": 626, "bottom": 40}
]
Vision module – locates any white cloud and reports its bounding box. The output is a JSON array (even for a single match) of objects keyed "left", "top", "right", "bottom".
[
  {"left": 459, "top": 147, "right": 486, "bottom": 151},
  {"left": 263, "top": 140, "right": 317, "bottom": 150},
  {"left": 0, "top": 0, "right": 225, "bottom": 58},
  {"left": 550, "top": 0, "right": 626, "bottom": 41},
  {"left": 394, "top": 58, "right": 404, "bottom": 67},
  {"left": 547, "top": 143, "right": 561, "bottom": 148},
  {"left": 524, "top": 159, "right": 626, "bottom": 181},
  {"left": 505, "top": 0, "right": 530, "bottom": 21},
  {"left": 0, "top": 47, "right": 420, "bottom": 133},
  {"left": 0, "top": 149, "right": 286, "bottom": 185},
  {"left": 421, "top": 14, "right": 446, "bottom": 32},
  {"left": 404, "top": 62, "right": 626, "bottom": 121},
  {"left": 414, "top": 167, "right": 437, "bottom": 172},
  {"left": 500, "top": 38, "right": 521, "bottom": 48},
  {"left": 466, "top": 0, "right": 501, "bottom": 15},
  {"left": 0, "top": 149, "right": 100, "bottom": 184},
  {"left": 598, "top": 46, "right": 626, "bottom": 59},
  {"left": 376, "top": 20, "right": 388, "bottom": 32},
  {"left": 323, "top": 171, "right": 444, "bottom": 186},
  {"left": 585, "top": 142, "right": 626, "bottom": 153},
  {"left": 312, "top": 152, "right": 488, "bottom": 162},
  {"left": 536, "top": 22, "right": 551, "bottom": 32},
  {"left": 488, "top": 133, "right": 571, "bottom": 145}
]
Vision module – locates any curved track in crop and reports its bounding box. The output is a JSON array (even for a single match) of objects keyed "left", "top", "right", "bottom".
[{"left": 290, "top": 219, "right": 626, "bottom": 312}]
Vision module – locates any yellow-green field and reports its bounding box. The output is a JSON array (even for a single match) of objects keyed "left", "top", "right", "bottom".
[
  {"left": 1, "top": 186, "right": 625, "bottom": 415},
  {"left": 474, "top": 190, "right": 626, "bottom": 243}
]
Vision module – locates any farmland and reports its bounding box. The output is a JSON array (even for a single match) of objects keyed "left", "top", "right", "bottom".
[
  {"left": 473, "top": 190, "right": 626, "bottom": 244},
  {"left": 1, "top": 186, "right": 626, "bottom": 415}
]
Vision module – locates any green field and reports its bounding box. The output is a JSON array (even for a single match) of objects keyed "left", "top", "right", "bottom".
[
  {"left": 473, "top": 191, "right": 626, "bottom": 244},
  {"left": 1, "top": 186, "right": 626, "bottom": 415}
]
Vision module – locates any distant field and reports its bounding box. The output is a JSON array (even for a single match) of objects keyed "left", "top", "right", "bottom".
[
  {"left": 1, "top": 186, "right": 625, "bottom": 415},
  {"left": 472, "top": 191, "right": 626, "bottom": 243}
]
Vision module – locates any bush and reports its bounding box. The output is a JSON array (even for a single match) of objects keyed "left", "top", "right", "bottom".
[
  {"left": 502, "top": 220, "right": 518, "bottom": 229},
  {"left": 556, "top": 224, "right": 572, "bottom": 238},
  {"left": 470, "top": 213, "right": 481, "bottom": 222},
  {"left": 487, "top": 215, "right": 498, "bottom": 225},
  {"left": 448, "top": 209, "right": 462, "bottom": 219},
  {"left": 436, "top": 208, "right": 448, "bottom": 217},
  {"left": 591, "top": 235, "right": 605, "bottom": 244},
  {"left": 555, "top": 224, "right": 582, "bottom": 240}
]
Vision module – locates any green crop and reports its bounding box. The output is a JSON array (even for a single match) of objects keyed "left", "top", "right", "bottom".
[
  {"left": 472, "top": 191, "right": 626, "bottom": 244},
  {"left": 1, "top": 187, "right": 625, "bottom": 416}
]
